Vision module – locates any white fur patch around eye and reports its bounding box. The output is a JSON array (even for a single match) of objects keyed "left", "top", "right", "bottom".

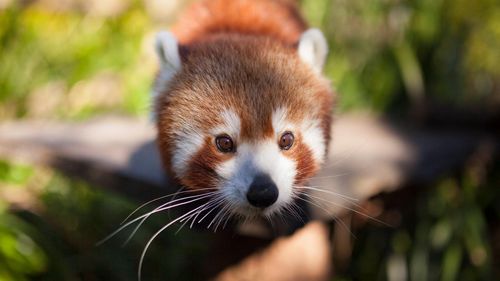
[
  {"left": 171, "top": 127, "right": 204, "bottom": 178},
  {"left": 272, "top": 107, "right": 294, "bottom": 135},
  {"left": 172, "top": 109, "right": 240, "bottom": 178},
  {"left": 210, "top": 109, "right": 241, "bottom": 139},
  {"left": 272, "top": 108, "right": 325, "bottom": 163},
  {"left": 300, "top": 119, "right": 326, "bottom": 164}
]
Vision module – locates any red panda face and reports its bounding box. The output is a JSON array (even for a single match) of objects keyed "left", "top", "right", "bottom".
[{"left": 153, "top": 33, "right": 333, "bottom": 217}]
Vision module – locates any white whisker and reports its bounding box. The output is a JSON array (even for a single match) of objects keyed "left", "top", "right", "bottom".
[
  {"left": 296, "top": 185, "right": 359, "bottom": 202},
  {"left": 284, "top": 200, "right": 305, "bottom": 223},
  {"left": 215, "top": 203, "right": 234, "bottom": 231},
  {"left": 294, "top": 193, "right": 355, "bottom": 238},
  {"left": 121, "top": 192, "right": 217, "bottom": 246},
  {"left": 208, "top": 204, "right": 228, "bottom": 230},
  {"left": 120, "top": 188, "right": 218, "bottom": 225},
  {"left": 308, "top": 173, "right": 351, "bottom": 180},
  {"left": 175, "top": 195, "right": 223, "bottom": 233},
  {"left": 198, "top": 197, "right": 226, "bottom": 224},
  {"left": 138, "top": 201, "right": 211, "bottom": 281},
  {"left": 298, "top": 191, "right": 391, "bottom": 227},
  {"left": 222, "top": 204, "right": 236, "bottom": 229},
  {"left": 96, "top": 192, "right": 215, "bottom": 246}
]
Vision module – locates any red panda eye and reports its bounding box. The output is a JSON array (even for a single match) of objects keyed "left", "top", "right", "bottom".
[
  {"left": 215, "top": 134, "right": 235, "bottom": 153},
  {"left": 279, "top": 132, "right": 294, "bottom": 150}
]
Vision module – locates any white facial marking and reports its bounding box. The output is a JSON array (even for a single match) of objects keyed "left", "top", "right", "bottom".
[
  {"left": 252, "top": 142, "right": 297, "bottom": 211},
  {"left": 272, "top": 107, "right": 294, "bottom": 134},
  {"left": 273, "top": 107, "right": 325, "bottom": 163},
  {"left": 172, "top": 109, "right": 241, "bottom": 178},
  {"left": 213, "top": 108, "right": 324, "bottom": 217},
  {"left": 171, "top": 126, "right": 204, "bottom": 178},
  {"left": 212, "top": 109, "right": 241, "bottom": 180},
  {"left": 219, "top": 141, "right": 297, "bottom": 216},
  {"left": 216, "top": 158, "right": 237, "bottom": 180},
  {"left": 210, "top": 109, "right": 241, "bottom": 139},
  {"left": 300, "top": 119, "right": 326, "bottom": 164}
]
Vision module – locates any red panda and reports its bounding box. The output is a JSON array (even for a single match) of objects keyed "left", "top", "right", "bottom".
[{"left": 152, "top": 0, "right": 334, "bottom": 219}]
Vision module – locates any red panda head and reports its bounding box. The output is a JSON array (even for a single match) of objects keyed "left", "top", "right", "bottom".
[{"left": 153, "top": 30, "right": 333, "bottom": 217}]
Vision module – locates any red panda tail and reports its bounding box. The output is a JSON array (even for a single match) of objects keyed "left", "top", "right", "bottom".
[{"left": 171, "top": 0, "right": 308, "bottom": 46}]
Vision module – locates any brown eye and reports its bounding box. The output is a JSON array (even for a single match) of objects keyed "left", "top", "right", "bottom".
[
  {"left": 215, "top": 135, "right": 235, "bottom": 153},
  {"left": 279, "top": 131, "right": 294, "bottom": 150}
]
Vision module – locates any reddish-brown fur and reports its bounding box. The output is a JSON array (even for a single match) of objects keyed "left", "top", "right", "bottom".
[
  {"left": 172, "top": 0, "right": 307, "bottom": 45},
  {"left": 285, "top": 133, "right": 319, "bottom": 184},
  {"left": 156, "top": 0, "right": 333, "bottom": 190},
  {"left": 183, "top": 137, "right": 230, "bottom": 189}
]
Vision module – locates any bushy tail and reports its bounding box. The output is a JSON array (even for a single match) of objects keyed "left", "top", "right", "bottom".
[{"left": 171, "top": 0, "right": 308, "bottom": 45}]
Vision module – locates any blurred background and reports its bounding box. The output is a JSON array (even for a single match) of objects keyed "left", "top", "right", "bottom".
[{"left": 0, "top": 0, "right": 499, "bottom": 280}]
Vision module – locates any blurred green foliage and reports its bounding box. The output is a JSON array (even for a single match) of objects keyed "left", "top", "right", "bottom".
[
  {"left": 0, "top": 161, "right": 211, "bottom": 281},
  {"left": 0, "top": 213, "right": 48, "bottom": 281},
  {"left": 301, "top": 0, "right": 500, "bottom": 112},
  {"left": 1, "top": 0, "right": 499, "bottom": 119},
  {"left": 0, "top": 0, "right": 153, "bottom": 119},
  {"left": 0, "top": 160, "right": 33, "bottom": 185},
  {"left": 337, "top": 164, "right": 500, "bottom": 281}
]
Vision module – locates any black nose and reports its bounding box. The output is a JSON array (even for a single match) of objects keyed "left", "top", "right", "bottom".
[{"left": 246, "top": 174, "right": 279, "bottom": 208}]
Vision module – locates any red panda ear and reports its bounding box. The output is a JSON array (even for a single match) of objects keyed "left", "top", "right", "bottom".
[
  {"left": 151, "top": 31, "right": 184, "bottom": 122},
  {"left": 297, "top": 28, "right": 328, "bottom": 74},
  {"left": 155, "top": 31, "right": 182, "bottom": 71}
]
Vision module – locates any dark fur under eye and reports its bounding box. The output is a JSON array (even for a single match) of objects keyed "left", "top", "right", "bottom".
[
  {"left": 215, "top": 135, "right": 235, "bottom": 153},
  {"left": 279, "top": 132, "right": 294, "bottom": 150}
]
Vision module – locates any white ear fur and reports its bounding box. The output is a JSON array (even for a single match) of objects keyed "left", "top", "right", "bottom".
[
  {"left": 151, "top": 31, "right": 182, "bottom": 122},
  {"left": 155, "top": 31, "right": 182, "bottom": 70},
  {"left": 297, "top": 28, "right": 328, "bottom": 74}
]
